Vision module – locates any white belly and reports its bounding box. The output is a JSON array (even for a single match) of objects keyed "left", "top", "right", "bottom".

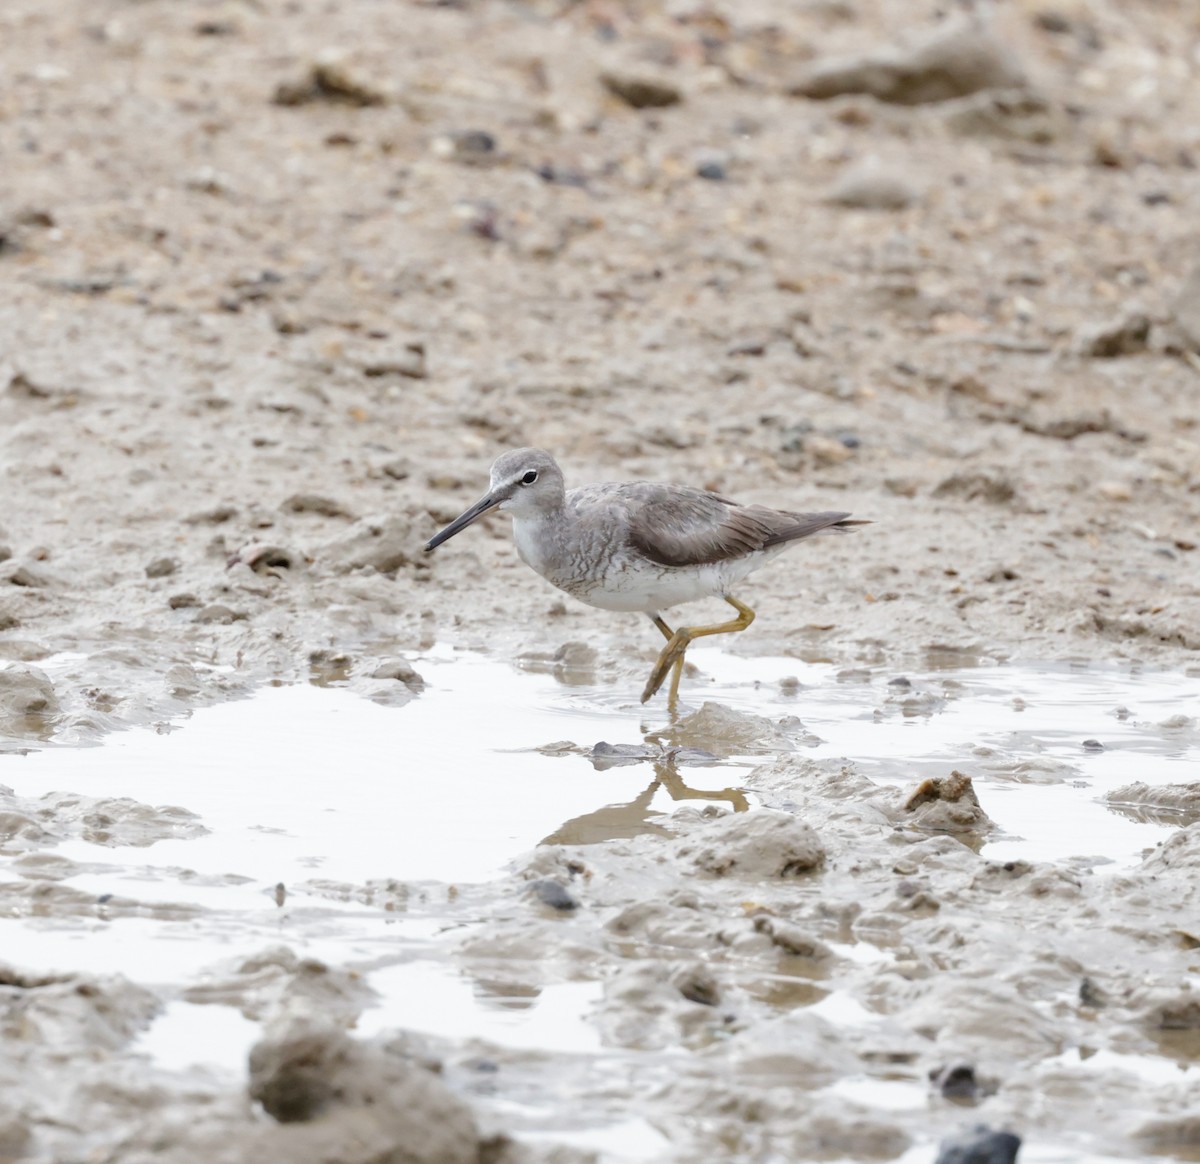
[
  {"left": 576, "top": 561, "right": 747, "bottom": 612},
  {"left": 510, "top": 515, "right": 781, "bottom": 614}
]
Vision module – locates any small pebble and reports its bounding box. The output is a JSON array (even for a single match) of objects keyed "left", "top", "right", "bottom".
[
  {"left": 432, "top": 130, "right": 498, "bottom": 162},
  {"left": 145, "top": 557, "right": 178, "bottom": 578},
  {"left": 454, "top": 129, "right": 496, "bottom": 155},
  {"left": 888, "top": 676, "right": 912, "bottom": 688},
  {"left": 696, "top": 160, "right": 726, "bottom": 181},
  {"left": 806, "top": 435, "right": 854, "bottom": 465},
  {"left": 1082, "top": 739, "right": 1105, "bottom": 752},
  {"left": 535, "top": 163, "right": 588, "bottom": 188},
  {"left": 185, "top": 504, "right": 238, "bottom": 525},
  {"left": 1096, "top": 481, "right": 1132, "bottom": 502},
  {"left": 370, "top": 660, "right": 426, "bottom": 691},
  {"left": 195, "top": 603, "right": 245, "bottom": 624},
  {"left": 826, "top": 159, "right": 918, "bottom": 210},
  {"left": 359, "top": 343, "right": 426, "bottom": 380},
  {"left": 600, "top": 71, "right": 682, "bottom": 109}
]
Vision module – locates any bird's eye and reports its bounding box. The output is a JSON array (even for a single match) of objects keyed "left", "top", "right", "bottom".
[{"left": 521, "top": 470, "right": 539, "bottom": 485}]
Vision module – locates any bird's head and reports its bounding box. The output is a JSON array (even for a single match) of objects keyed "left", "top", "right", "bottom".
[{"left": 425, "top": 448, "right": 565, "bottom": 551}]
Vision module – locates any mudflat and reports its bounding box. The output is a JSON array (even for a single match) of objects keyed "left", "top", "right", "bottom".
[{"left": 1, "top": 0, "right": 1198, "bottom": 1160}]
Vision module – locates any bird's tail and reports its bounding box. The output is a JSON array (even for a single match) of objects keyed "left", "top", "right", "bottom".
[{"left": 764, "top": 512, "right": 871, "bottom": 547}]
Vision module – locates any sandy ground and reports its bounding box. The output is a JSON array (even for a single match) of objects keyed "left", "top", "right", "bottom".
[{"left": 2, "top": 0, "right": 1200, "bottom": 1159}]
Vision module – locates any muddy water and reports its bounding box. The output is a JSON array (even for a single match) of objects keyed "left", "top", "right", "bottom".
[{"left": 2, "top": 649, "right": 1197, "bottom": 1161}]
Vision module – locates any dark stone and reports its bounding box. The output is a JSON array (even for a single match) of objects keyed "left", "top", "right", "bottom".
[
  {"left": 676, "top": 968, "right": 720, "bottom": 1006},
  {"left": 454, "top": 130, "right": 496, "bottom": 155},
  {"left": 935, "top": 1125, "right": 1021, "bottom": 1164},
  {"left": 535, "top": 163, "right": 589, "bottom": 188},
  {"left": 696, "top": 160, "right": 727, "bottom": 181},
  {"left": 932, "top": 1061, "right": 981, "bottom": 1099},
  {"left": 531, "top": 878, "right": 578, "bottom": 912}
]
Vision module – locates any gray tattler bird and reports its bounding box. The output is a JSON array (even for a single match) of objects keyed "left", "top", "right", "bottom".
[{"left": 425, "top": 449, "right": 867, "bottom": 707}]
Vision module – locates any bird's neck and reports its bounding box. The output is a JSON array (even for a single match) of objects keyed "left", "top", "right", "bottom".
[{"left": 510, "top": 503, "right": 571, "bottom": 577}]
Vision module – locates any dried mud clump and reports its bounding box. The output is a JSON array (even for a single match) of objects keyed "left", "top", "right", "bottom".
[
  {"left": 679, "top": 809, "right": 825, "bottom": 878},
  {"left": 1140, "top": 823, "right": 1200, "bottom": 872},
  {"left": 248, "top": 1025, "right": 485, "bottom": 1162},
  {"left": 320, "top": 513, "right": 432, "bottom": 575},
  {"left": 658, "top": 703, "right": 804, "bottom": 756},
  {"left": 1107, "top": 782, "right": 1200, "bottom": 824},
  {"left": 273, "top": 54, "right": 387, "bottom": 107},
  {"left": 790, "top": 20, "right": 1026, "bottom": 105},
  {"left": 940, "top": 88, "right": 1066, "bottom": 143},
  {"left": 0, "top": 665, "right": 59, "bottom": 736},
  {"left": 931, "top": 472, "right": 1017, "bottom": 505},
  {"left": 904, "top": 770, "right": 993, "bottom": 833},
  {"left": 1075, "top": 312, "right": 1152, "bottom": 358}
]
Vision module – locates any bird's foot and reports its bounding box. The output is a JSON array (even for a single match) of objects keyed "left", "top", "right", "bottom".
[{"left": 641, "top": 632, "right": 691, "bottom": 703}]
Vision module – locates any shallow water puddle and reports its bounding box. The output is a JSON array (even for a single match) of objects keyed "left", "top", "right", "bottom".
[
  {"left": 138, "top": 999, "right": 262, "bottom": 1076},
  {"left": 3, "top": 649, "right": 1195, "bottom": 963},
  {"left": 356, "top": 962, "right": 605, "bottom": 1053},
  {"left": 1, "top": 646, "right": 1197, "bottom": 1159},
  {"left": 700, "top": 650, "right": 1197, "bottom": 866}
]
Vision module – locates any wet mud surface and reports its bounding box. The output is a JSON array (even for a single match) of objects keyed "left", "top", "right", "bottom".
[
  {"left": 2, "top": 0, "right": 1200, "bottom": 1159},
  {"left": 3, "top": 654, "right": 1199, "bottom": 1162}
]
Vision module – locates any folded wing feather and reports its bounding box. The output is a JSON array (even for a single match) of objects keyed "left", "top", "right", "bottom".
[{"left": 625, "top": 485, "right": 858, "bottom": 569}]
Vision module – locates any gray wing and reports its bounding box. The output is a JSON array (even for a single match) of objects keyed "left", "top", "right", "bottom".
[{"left": 613, "top": 482, "right": 860, "bottom": 569}]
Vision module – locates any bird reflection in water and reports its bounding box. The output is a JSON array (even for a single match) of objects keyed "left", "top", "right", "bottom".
[{"left": 540, "top": 758, "right": 749, "bottom": 847}]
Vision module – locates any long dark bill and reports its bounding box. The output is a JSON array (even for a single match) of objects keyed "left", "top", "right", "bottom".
[{"left": 425, "top": 492, "right": 500, "bottom": 552}]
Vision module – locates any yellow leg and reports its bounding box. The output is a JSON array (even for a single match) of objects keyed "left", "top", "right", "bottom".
[
  {"left": 641, "top": 597, "right": 756, "bottom": 705},
  {"left": 651, "top": 615, "right": 674, "bottom": 641}
]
